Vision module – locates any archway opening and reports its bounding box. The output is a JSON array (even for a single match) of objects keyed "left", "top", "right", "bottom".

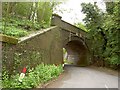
[{"left": 63, "top": 40, "right": 88, "bottom": 66}]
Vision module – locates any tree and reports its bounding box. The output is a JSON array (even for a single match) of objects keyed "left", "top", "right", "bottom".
[
  {"left": 2, "top": 2, "right": 60, "bottom": 30},
  {"left": 74, "top": 22, "right": 89, "bottom": 32},
  {"left": 105, "top": 2, "right": 115, "bottom": 15},
  {"left": 81, "top": 2, "right": 120, "bottom": 68},
  {"left": 102, "top": 1, "right": 120, "bottom": 67},
  {"left": 81, "top": 3, "right": 106, "bottom": 62}
]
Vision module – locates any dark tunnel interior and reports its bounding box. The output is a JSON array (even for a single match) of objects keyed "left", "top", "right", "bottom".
[{"left": 63, "top": 40, "right": 88, "bottom": 66}]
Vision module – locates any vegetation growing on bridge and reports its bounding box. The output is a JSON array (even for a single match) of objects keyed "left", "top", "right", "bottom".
[{"left": 78, "top": 2, "right": 120, "bottom": 69}]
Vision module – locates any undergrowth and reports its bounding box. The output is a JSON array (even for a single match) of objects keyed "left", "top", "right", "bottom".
[
  {"left": 0, "top": 17, "right": 48, "bottom": 38},
  {"left": 2, "top": 64, "right": 63, "bottom": 89}
]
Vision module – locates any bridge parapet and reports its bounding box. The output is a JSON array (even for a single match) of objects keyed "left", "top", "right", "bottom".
[
  {"left": 51, "top": 14, "right": 91, "bottom": 66},
  {"left": 51, "top": 14, "right": 87, "bottom": 39},
  {"left": 2, "top": 26, "right": 63, "bottom": 75}
]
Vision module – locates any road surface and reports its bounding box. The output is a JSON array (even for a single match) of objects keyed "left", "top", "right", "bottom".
[{"left": 46, "top": 65, "right": 118, "bottom": 88}]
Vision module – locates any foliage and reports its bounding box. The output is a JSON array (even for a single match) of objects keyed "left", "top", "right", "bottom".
[
  {"left": 63, "top": 48, "right": 66, "bottom": 54},
  {"left": 105, "top": 2, "right": 115, "bottom": 15},
  {"left": 81, "top": 3, "right": 105, "bottom": 58},
  {"left": 2, "top": 26, "right": 28, "bottom": 38},
  {"left": 81, "top": 2, "right": 120, "bottom": 68},
  {"left": 2, "top": 2, "right": 60, "bottom": 38},
  {"left": 75, "top": 22, "right": 89, "bottom": 32},
  {"left": 64, "top": 59, "right": 73, "bottom": 65},
  {"left": 2, "top": 2, "right": 57, "bottom": 24},
  {"left": 63, "top": 48, "right": 74, "bottom": 64},
  {"left": 2, "top": 64, "right": 63, "bottom": 88}
]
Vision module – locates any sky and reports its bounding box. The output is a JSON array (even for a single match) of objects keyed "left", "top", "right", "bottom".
[{"left": 53, "top": 0, "right": 106, "bottom": 25}]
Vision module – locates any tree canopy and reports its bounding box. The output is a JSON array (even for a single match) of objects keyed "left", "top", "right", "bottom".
[
  {"left": 79, "top": 2, "right": 120, "bottom": 69},
  {"left": 1, "top": 2, "right": 60, "bottom": 37}
]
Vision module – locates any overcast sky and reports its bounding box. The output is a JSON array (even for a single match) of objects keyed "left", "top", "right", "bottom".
[{"left": 53, "top": 0, "right": 106, "bottom": 24}]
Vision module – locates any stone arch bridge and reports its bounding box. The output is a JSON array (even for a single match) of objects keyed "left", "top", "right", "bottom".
[
  {"left": 2, "top": 14, "right": 91, "bottom": 75},
  {"left": 51, "top": 15, "right": 90, "bottom": 66}
]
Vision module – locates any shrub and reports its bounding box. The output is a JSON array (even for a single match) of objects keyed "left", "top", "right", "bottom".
[
  {"left": 2, "top": 26, "right": 28, "bottom": 38},
  {"left": 2, "top": 64, "right": 63, "bottom": 89}
]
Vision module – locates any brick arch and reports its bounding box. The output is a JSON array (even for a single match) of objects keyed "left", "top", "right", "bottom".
[
  {"left": 51, "top": 14, "right": 91, "bottom": 66},
  {"left": 63, "top": 36, "right": 88, "bottom": 49},
  {"left": 63, "top": 36, "right": 89, "bottom": 66}
]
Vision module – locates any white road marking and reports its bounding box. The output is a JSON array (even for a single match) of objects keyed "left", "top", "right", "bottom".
[{"left": 105, "top": 84, "right": 109, "bottom": 90}]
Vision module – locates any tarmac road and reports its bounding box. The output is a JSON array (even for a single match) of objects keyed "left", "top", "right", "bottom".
[{"left": 46, "top": 65, "right": 118, "bottom": 88}]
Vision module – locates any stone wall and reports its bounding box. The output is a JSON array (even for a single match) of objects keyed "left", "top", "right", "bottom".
[
  {"left": 51, "top": 14, "right": 86, "bottom": 38},
  {"left": 51, "top": 14, "right": 91, "bottom": 66},
  {"left": 2, "top": 26, "right": 63, "bottom": 75},
  {"left": 2, "top": 14, "right": 91, "bottom": 75}
]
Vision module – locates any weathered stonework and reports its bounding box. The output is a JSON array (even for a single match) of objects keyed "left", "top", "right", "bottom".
[
  {"left": 0, "top": 34, "right": 18, "bottom": 44},
  {"left": 51, "top": 14, "right": 90, "bottom": 66},
  {"left": 2, "top": 14, "right": 91, "bottom": 75},
  {"left": 2, "top": 26, "right": 63, "bottom": 75}
]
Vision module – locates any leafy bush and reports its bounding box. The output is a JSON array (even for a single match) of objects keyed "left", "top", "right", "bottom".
[
  {"left": 64, "top": 59, "right": 73, "bottom": 64},
  {"left": 3, "top": 18, "right": 41, "bottom": 30},
  {"left": 75, "top": 23, "right": 89, "bottom": 32},
  {"left": 2, "top": 64, "right": 63, "bottom": 88},
  {"left": 81, "top": 2, "right": 120, "bottom": 68},
  {"left": 2, "top": 26, "right": 28, "bottom": 38},
  {"left": 1, "top": 17, "right": 42, "bottom": 38}
]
